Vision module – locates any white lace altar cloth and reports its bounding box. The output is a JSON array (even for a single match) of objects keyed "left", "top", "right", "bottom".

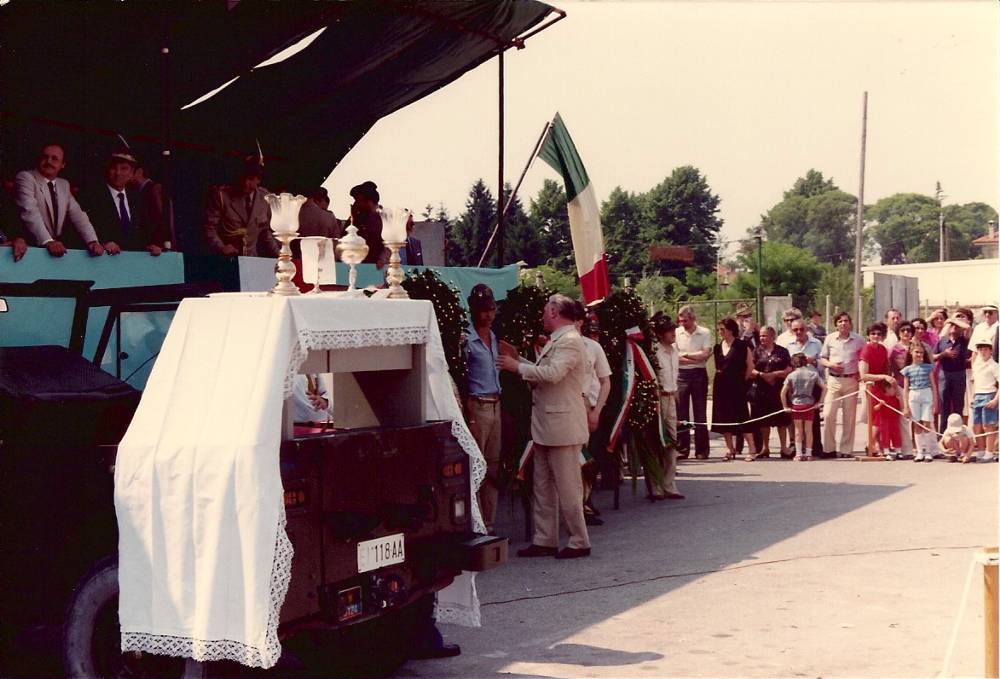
[{"left": 114, "top": 295, "right": 485, "bottom": 668}]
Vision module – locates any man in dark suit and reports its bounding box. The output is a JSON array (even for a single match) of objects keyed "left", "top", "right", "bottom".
[
  {"left": 203, "top": 157, "right": 278, "bottom": 258},
  {"left": 349, "top": 180, "right": 383, "bottom": 264},
  {"left": 129, "top": 160, "right": 171, "bottom": 251},
  {"left": 82, "top": 150, "right": 163, "bottom": 255},
  {"left": 402, "top": 214, "right": 423, "bottom": 265}
]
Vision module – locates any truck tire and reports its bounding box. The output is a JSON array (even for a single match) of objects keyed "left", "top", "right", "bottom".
[{"left": 63, "top": 557, "right": 186, "bottom": 679}]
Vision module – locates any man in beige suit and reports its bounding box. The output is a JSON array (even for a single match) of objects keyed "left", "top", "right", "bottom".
[{"left": 498, "top": 294, "right": 592, "bottom": 559}]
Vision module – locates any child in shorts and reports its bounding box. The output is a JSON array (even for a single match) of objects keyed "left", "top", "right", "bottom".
[
  {"left": 971, "top": 340, "right": 998, "bottom": 462},
  {"left": 902, "top": 342, "right": 938, "bottom": 461},
  {"left": 780, "top": 353, "right": 826, "bottom": 461}
]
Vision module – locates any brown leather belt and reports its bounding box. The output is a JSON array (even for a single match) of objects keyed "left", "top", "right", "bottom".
[
  {"left": 470, "top": 394, "right": 501, "bottom": 403},
  {"left": 660, "top": 391, "right": 676, "bottom": 396},
  {"left": 831, "top": 373, "right": 859, "bottom": 378}
]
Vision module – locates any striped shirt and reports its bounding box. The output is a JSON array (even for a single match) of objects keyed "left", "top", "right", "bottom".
[{"left": 901, "top": 363, "right": 933, "bottom": 390}]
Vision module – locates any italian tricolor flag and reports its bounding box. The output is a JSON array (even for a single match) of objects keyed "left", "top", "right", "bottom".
[{"left": 537, "top": 113, "right": 611, "bottom": 303}]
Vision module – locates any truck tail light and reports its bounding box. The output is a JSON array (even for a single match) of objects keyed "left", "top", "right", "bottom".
[
  {"left": 441, "top": 461, "right": 464, "bottom": 478},
  {"left": 451, "top": 495, "right": 467, "bottom": 523}
]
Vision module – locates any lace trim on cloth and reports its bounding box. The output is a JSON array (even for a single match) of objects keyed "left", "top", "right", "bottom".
[
  {"left": 121, "top": 512, "right": 294, "bottom": 669},
  {"left": 433, "top": 574, "right": 482, "bottom": 627},
  {"left": 283, "top": 326, "right": 430, "bottom": 397},
  {"left": 450, "top": 419, "right": 486, "bottom": 536}
]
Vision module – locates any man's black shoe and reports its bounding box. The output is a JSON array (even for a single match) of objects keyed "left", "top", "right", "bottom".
[
  {"left": 555, "top": 547, "right": 591, "bottom": 559},
  {"left": 664, "top": 492, "right": 685, "bottom": 500},
  {"left": 517, "top": 544, "right": 558, "bottom": 557},
  {"left": 584, "top": 514, "right": 604, "bottom": 526},
  {"left": 411, "top": 643, "right": 461, "bottom": 659}
]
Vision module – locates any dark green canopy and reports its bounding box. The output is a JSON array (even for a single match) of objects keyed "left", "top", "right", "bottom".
[{"left": 0, "top": 0, "right": 557, "bottom": 248}]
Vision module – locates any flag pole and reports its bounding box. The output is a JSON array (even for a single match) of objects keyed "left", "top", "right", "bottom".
[{"left": 476, "top": 120, "right": 553, "bottom": 267}]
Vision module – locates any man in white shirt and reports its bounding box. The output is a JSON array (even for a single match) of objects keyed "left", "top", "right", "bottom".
[
  {"left": 970, "top": 305, "right": 998, "bottom": 365},
  {"left": 13, "top": 143, "right": 104, "bottom": 258},
  {"left": 575, "top": 302, "right": 612, "bottom": 525},
  {"left": 776, "top": 307, "right": 804, "bottom": 349},
  {"left": 819, "top": 312, "right": 866, "bottom": 457},
  {"left": 653, "top": 314, "right": 684, "bottom": 499},
  {"left": 675, "top": 305, "right": 712, "bottom": 458},
  {"left": 881, "top": 308, "right": 902, "bottom": 351}
]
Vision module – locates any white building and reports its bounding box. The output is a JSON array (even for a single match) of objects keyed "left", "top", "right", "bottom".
[{"left": 862, "top": 258, "right": 999, "bottom": 308}]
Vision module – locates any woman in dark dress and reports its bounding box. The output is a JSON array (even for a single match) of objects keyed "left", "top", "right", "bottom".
[
  {"left": 712, "top": 317, "right": 758, "bottom": 460},
  {"left": 749, "top": 325, "right": 792, "bottom": 458}
]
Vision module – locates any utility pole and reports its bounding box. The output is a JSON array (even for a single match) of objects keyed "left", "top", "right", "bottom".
[
  {"left": 935, "top": 181, "right": 947, "bottom": 262},
  {"left": 853, "top": 92, "right": 868, "bottom": 327},
  {"left": 755, "top": 225, "right": 764, "bottom": 324},
  {"left": 716, "top": 246, "right": 722, "bottom": 298}
]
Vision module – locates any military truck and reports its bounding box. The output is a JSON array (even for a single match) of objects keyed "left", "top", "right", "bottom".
[{"left": 0, "top": 282, "right": 505, "bottom": 678}]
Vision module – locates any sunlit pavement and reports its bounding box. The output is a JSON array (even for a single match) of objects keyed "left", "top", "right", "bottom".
[{"left": 402, "top": 419, "right": 998, "bottom": 678}]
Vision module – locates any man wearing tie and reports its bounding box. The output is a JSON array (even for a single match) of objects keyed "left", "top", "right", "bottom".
[
  {"left": 13, "top": 143, "right": 104, "bottom": 258},
  {"left": 498, "top": 294, "right": 592, "bottom": 559},
  {"left": 82, "top": 150, "right": 163, "bottom": 255}
]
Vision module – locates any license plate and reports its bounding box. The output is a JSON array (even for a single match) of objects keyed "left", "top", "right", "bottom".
[{"left": 357, "top": 533, "right": 405, "bottom": 573}]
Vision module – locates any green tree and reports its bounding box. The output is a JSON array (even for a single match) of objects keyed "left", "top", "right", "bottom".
[
  {"left": 642, "top": 166, "right": 723, "bottom": 272},
  {"left": 759, "top": 170, "right": 856, "bottom": 265},
  {"left": 601, "top": 186, "right": 646, "bottom": 284},
  {"left": 682, "top": 267, "right": 717, "bottom": 299},
  {"left": 634, "top": 273, "right": 688, "bottom": 315},
  {"left": 500, "top": 183, "right": 544, "bottom": 267},
  {"left": 528, "top": 179, "right": 572, "bottom": 271},
  {"left": 733, "top": 241, "right": 821, "bottom": 310},
  {"left": 519, "top": 264, "right": 580, "bottom": 298},
  {"left": 867, "top": 192, "right": 939, "bottom": 264},
  {"left": 447, "top": 179, "right": 495, "bottom": 266},
  {"left": 867, "top": 191, "right": 996, "bottom": 264},
  {"left": 810, "top": 263, "right": 854, "bottom": 318},
  {"left": 786, "top": 169, "right": 837, "bottom": 199},
  {"left": 943, "top": 201, "right": 997, "bottom": 260}
]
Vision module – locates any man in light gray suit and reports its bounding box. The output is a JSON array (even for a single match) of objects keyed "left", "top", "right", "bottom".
[
  {"left": 14, "top": 143, "right": 104, "bottom": 258},
  {"left": 498, "top": 294, "right": 592, "bottom": 559},
  {"left": 297, "top": 187, "right": 344, "bottom": 240}
]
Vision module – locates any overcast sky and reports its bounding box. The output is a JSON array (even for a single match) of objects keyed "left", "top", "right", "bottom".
[{"left": 323, "top": 0, "right": 998, "bottom": 259}]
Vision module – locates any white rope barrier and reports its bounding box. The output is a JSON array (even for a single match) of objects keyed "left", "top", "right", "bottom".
[{"left": 681, "top": 385, "right": 997, "bottom": 442}]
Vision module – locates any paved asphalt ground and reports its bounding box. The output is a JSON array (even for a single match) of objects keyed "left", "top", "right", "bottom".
[{"left": 401, "top": 433, "right": 999, "bottom": 678}]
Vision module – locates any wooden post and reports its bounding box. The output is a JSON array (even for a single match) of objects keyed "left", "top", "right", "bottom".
[{"left": 986, "top": 546, "right": 999, "bottom": 678}]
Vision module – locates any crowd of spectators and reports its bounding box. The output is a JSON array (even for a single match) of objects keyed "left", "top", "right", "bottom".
[{"left": 665, "top": 303, "right": 998, "bottom": 464}]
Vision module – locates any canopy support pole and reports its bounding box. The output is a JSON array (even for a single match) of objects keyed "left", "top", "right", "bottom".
[
  {"left": 477, "top": 121, "right": 551, "bottom": 268},
  {"left": 497, "top": 49, "right": 505, "bottom": 267}
]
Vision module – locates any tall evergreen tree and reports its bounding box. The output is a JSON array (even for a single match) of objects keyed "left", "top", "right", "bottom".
[
  {"left": 501, "top": 182, "right": 544, "bottom": 267},
  {"left": 601, "top": 186, "right": 646, "bottom": 283},
  {"left": 641, "top": 165, "right": 723, "bottom": 272},
  {"left": 447, "top": 179, "right": 495, "bottom": 266},
  {"left": 528, "top": 179, "right": 572, "bottom": 272}
]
